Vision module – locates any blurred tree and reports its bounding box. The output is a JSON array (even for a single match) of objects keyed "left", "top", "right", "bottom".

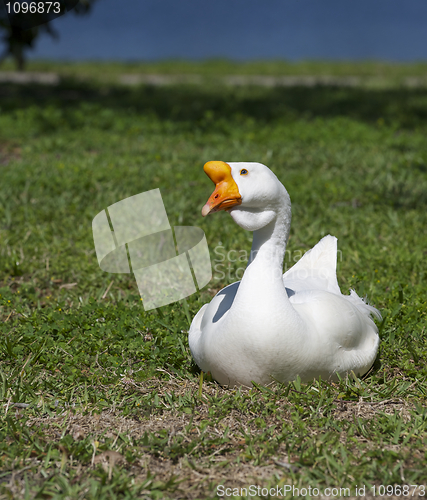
[{"left": 0, "top": 0, "right": 97, "bottom": 70}]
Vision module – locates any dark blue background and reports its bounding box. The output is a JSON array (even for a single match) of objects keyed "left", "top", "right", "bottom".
[{"left": 30, "top": 0, "right": 427, "bottom": 61}]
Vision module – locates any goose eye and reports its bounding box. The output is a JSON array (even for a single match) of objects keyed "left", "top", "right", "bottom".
[{"left": 240, "top": 169, "right": 248, "bottom": 175}]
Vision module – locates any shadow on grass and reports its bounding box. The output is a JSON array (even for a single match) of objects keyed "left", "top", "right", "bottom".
[
  {"left": 2, "top": 79, "right": 427, "bottom": 211},
  {"left": 1, "top": 79, "right": 427, "bottom": 127}
]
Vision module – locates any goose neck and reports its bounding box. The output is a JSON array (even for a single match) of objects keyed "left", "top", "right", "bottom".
[{"left": 247, "top": 212, "right": 290, "bottom": 272}]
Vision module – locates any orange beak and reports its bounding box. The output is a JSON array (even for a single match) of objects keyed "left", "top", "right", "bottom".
[{"left": 201, "top": 161, "right": 242, "bottom": 217}]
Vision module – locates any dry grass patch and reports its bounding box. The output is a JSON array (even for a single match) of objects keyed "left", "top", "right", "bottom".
[{"left": 1, "top": 378, "right": 418, "bottom": 498}]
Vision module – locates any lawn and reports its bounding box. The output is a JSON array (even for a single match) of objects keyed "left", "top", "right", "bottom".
[
  {"left": 1, "top": 63, "right": 427, "bottom": 499},
  {"left": 4, "top": 59, "right": 427, "bottom": 86}
]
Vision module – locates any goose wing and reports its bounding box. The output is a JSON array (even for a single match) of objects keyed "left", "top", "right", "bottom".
[{"left": 283, "top": 235, "right": 341, "bottom": 295}]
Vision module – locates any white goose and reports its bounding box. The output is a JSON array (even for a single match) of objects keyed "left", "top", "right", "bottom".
[{"left": 189, "top": 161, "right": 381, "bottom": 387}]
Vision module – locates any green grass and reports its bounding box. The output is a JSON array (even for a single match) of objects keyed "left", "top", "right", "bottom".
[
  {"left": 3, "top": 58, "right": 427, "bottom": 86},
  {"left": 1, "top": 64, "right": 427, "bottom": 498}
]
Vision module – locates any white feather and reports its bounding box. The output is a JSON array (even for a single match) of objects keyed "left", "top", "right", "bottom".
[{"left": 189, "top": 162, "right": 381, "bottom": 387}]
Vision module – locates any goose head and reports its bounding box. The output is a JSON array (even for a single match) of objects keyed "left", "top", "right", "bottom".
[{"left": 201, "top": 161, "right": 291, "bottom": 232}]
